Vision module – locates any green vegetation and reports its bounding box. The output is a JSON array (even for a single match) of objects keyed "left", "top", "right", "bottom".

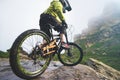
[
  {"left": 76, "top": 25, "right": 120, "bottom": 71},
  {"left": 0, "top": 50, "right": 9, "bottom": 58},
  {"left": 82, "top": 50, "right": 120, "bottom": 71},
  {"left": 73, "top": 9, "right": 120, "bottom": 70}
]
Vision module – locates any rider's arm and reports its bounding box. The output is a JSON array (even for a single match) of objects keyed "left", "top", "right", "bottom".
[{"left": 53, "top": 1, "right": 65, "bottom": 22}]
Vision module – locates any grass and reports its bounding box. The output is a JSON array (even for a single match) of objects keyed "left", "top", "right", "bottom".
[
  {"left": 0, "top": 51, "right": 9, "bottom": 58},
  {"left": 77, "top": 37, "right": 120, "bottom": 71},
  {"left": 82, "top": 51, "right": 120, "bottom": 71}
]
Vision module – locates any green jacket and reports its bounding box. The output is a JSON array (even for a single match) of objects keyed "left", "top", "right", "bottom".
[{"left": 44, "top": 0, "right": 65, "bottom": 22}]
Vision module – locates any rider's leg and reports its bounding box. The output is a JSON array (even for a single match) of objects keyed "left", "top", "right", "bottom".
[
  {"left": 60, "top": 28, "right": 70, "bottom": 49},
  {"left": 60, "top": 33, "right": 64, "bottom": 42},
  {"left": 39, "top": 13, "right": 69, "bottom": 48},
  {"left": 39, "top": 14, "right": 51, "bottom": 38}
]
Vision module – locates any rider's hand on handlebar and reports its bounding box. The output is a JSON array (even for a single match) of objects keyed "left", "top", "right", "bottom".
[{"left": 62, "top": 20, "right": 68, "bottom": 29}]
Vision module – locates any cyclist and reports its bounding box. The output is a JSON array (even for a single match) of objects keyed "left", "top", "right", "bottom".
[{"left": 39, "top": 0, "right": 72, "bottom": 48}]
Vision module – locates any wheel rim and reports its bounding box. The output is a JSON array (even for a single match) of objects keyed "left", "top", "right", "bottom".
[
  {"left": 16, "top": 33, "right": 50, "bottom": 75},
  {"left": 59, "top": 43, "right": 82, "bottom": 65}
]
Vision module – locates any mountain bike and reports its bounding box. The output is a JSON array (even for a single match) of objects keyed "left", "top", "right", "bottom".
[{"left": 9, "top": 24, "right": 83, "bottom": 79}]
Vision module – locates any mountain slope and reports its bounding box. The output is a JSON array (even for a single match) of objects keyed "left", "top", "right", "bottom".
[{"left": 75, "top": 3, "right": 120, "bottom": 71}]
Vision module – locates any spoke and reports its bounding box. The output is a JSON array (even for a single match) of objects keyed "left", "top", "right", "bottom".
[
  {"left": 18, "top": 34, "right": 50, "bottom": 74},
  {"left": 59, "top": 43, "right": 81, "bottom": 65}
]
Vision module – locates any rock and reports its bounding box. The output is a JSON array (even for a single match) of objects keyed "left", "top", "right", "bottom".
[
  {"left": 39, "top": 65, "right": 100, "bottom": 80},
  {"left": 87, "top": 58, "right": 120, "bottom": 80},
  {"left": 1, "top": 58, "right": 120, "bottom": 80}
]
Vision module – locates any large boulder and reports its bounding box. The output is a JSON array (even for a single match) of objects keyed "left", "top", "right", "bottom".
[
  {"left": 38, "top": 58, "right": 120, "bottom": 80},
  {"left": 87, "top": 58, "right": 120, "bottom": 80},
  {"left": 38, "top": 64, "right": 100, "bottom": 80}
]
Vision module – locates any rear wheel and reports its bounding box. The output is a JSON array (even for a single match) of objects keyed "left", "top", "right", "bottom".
[
  {"left": 9, "top": 29, "right": 51, "bottom": 79},
  {"left": 58, "top": 42, "right": 83, "bottom": 66}
]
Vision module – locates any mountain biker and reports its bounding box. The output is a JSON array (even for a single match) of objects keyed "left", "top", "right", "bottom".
[{"left": 39, "top": 0, "right": 72, "bottom": 48}]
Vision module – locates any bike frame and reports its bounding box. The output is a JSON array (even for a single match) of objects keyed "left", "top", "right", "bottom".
[
  {"left": 48, "top": 24, "right": 70, "bottom": 55},
  {"left": 49, "top": 24, "right": 69, "bottom": 47}
]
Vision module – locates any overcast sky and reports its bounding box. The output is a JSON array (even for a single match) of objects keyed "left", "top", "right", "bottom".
[{"left": 0, "top": 0, "right": 120, "bottom": 51}]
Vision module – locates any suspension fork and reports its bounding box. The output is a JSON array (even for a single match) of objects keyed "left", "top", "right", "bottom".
[
  {"left": 64, "top": 28, "right": 69, "bottom": 43},
  {"left": 64, "top": 29, "right": 72, "bottom": 56}
]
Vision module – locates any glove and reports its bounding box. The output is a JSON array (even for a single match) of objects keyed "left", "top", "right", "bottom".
[{"left": 62, "top": 20, "right": 68, "bottom": 28}]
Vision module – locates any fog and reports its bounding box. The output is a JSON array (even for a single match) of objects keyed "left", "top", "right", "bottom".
[{"left": 0, "top": 0, "right": 120, "bottom": 51}]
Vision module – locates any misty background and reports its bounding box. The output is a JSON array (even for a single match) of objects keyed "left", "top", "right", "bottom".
[{"left": 0, "top": 0, "right": 120, "bottom": 51}]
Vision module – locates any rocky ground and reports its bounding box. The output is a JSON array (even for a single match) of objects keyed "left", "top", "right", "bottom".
[
  {"left": 0, "top": 58, "right": 63, "bottom": 80},
  {"left": 0, "top": 58, "right": 120, "bottom": 80},
  {"left": 0, "top": 58, "right": 99, "bottom": 80}
]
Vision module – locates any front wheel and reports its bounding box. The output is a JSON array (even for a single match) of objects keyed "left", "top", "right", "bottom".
[
  {"left": 58, "top": 42, "right": 83, "bottom": 66},
  {"left": 9, "top": 29, "right": 51, "bottom": 79}
]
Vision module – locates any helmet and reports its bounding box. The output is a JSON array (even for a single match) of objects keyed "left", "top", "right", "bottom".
[{"left": 59, "top": 0, "right": 72, "bottom": 13}]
